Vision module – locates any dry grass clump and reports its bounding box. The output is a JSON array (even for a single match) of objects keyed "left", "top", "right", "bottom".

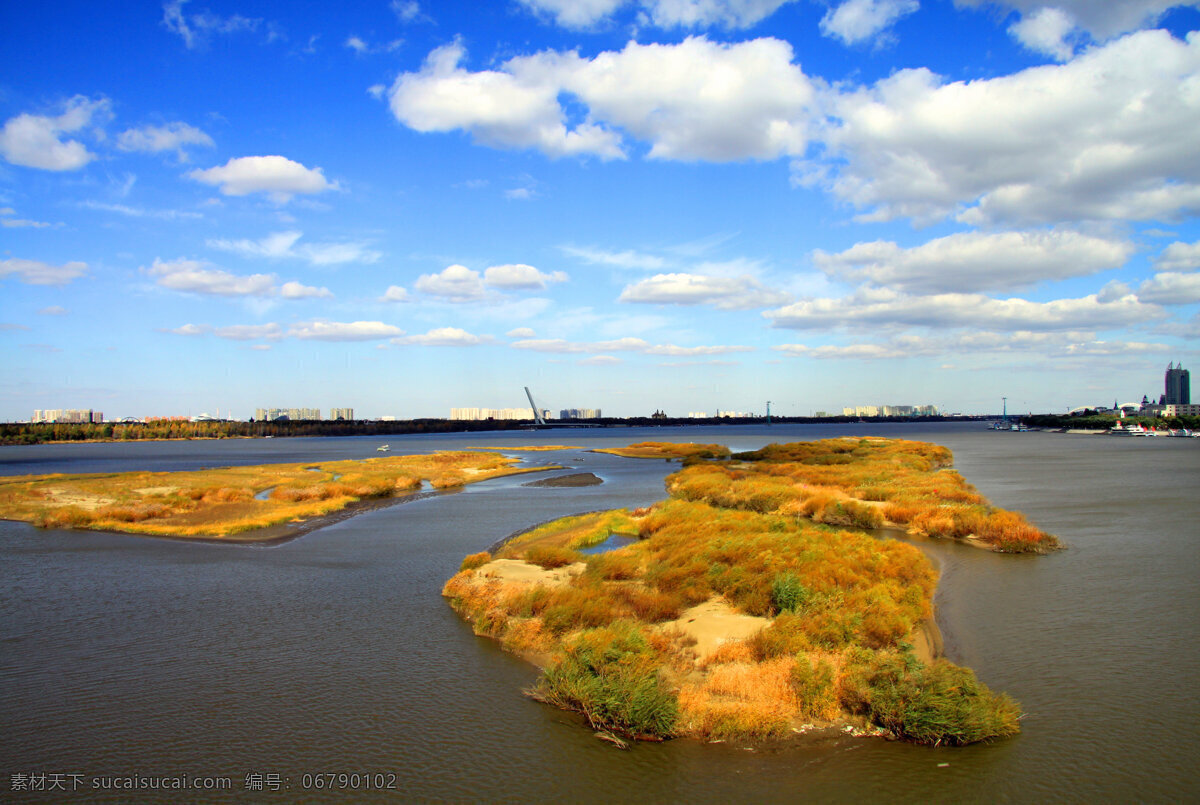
[
  {"left": 0, "top": 450, "right": 545, "bottom": 539},
  {"left": 446, "top": 437, "right": 1042, "bottom": 745},
  {"left": 594, "top": 442, "right": 732, "bottom": 460}
]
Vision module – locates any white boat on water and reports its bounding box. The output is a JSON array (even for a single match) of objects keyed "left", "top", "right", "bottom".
[
  {"left": 377, "top": 444, "right": 390, "bottom": 452},
  {"left": 1108, "top": 422, "right": 1148, "bottom": 436}
]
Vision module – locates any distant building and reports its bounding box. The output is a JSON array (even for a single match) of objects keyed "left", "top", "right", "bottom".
[
  {"left": 1164, "top": 363, "right": 1190, "bottom": 405},
  {"left": 255, "top": 407, "right": 321, "bottom": 421},
  {"left": 32, "top": 409, "right": 103, "bottom": 423},
  {"left": 841, "top": 404, "right": 938, "bottom": 418},
  {"left": 716, "top": 410, "right": 754, "bottom": 418},
  {"left": 450, "top": 407, "right": 549, "bottom": 421},
  {"left": 1163, "top": 404, "right": 1200, "bottom": 417},
  {"left": 688, "top": 412, "right": 709, "bottom": 418},
  {"left": 329, "top": 408, "right": 354, "bottom": 421},
  {"left": 559, "top": 408, "right": 601, "bottom": 419}
]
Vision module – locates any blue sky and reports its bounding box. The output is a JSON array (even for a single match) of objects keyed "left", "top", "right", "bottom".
[{"left": 2, "top": 0, "right": 1198, "bottom": 421}]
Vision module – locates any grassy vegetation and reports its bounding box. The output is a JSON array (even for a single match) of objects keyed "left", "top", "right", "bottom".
[
  {"left": 592, "top": 442, "right": 732, "bottom": 460},
  {"left": 445, "top": 437, "right": 1038, "bottom": 746},
  {"left": 0, "top": 451, "right": 549, "bottom": 538}
]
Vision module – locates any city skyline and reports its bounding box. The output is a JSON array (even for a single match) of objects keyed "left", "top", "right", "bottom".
[{"left": 3, "top": 2, "right": 1199, "bottom": 421}]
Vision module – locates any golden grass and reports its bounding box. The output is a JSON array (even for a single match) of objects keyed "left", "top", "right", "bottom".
[
  {"left": 593, "top": 442, "right": 732, "bottom": 460},
  {"left": 0, "top": 451, "right": 550, "bottom": 538},
  {"left": 465, "top": 445, "right": 583, "bottom": 451},
  {"left": 445, "top": 437, "right": 1039, "bottom": 746}
]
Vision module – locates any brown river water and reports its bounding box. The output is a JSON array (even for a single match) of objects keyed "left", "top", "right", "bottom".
[{"left": 1, "top": 423, "right": 1197, "bottom": 803}]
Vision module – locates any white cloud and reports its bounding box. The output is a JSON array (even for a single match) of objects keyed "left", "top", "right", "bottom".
[
  {"left": 391, "top": 1, "right": 423, "bottom": 22},
  {"left": 415, "top": 264, "right": 486, "bottom": 301},
  {"left": 279, "top": 281, "right": 333, "bottom": 299},
  {"left": 288, "top": 321, "right": 405, "bottom": 341},
  {"left": 511, "top": 336, "right": 749, "bottom": 355},
  {"left": 821, "top": 30, "right": 1200, "bottom": 225},
  {"left": 389, "top": 36, "right": 815, "bottom": 162},
  {"left": 0, "top": 258, "right": 88, "bottom": 285},
  {"left": 117, "top": 122, "right": 214, "bottom": 159},
  {"left": 814, "top": 230, "right": 1135, "bottom": 293},
  {"left": 168, "top": 323, "right": 211, "bottom": 336},
  {"left": 345, "top": 35, "right": 402, "bottom": 55},
  {"left": 1008, "top": 6, "right": 1079, "bottom": 60},
  {"left": 188, "top": 156, "right": 337, "bottom": 202},
  {"left": 765, "top": 286, "right": 1167, "bottom": 332},
  {"left": 389, "top": 41, "right": 625, "bottom": 160},
  {"left": 393, "top": 327, "right": 490, "bottom": 346},
  {"left": 381, "top": 285, "right": 411, "bottom": 302},
  {"left": 213, "top": 323, "right": 283, "bottom": 340},
  {"left": 644, "top": 0, "right": 797, "bottom": 28},
  {"left": 619, "top": 272, "right": 789, "bottom": 309},
  {"left": 2, "top": 217, "right": 54, "bottom": 228},
  {"left": 484, "top": 263, "right": 568, "bottom": 289},
  {"left": 775, "top": 331, "right": 1174, "bottom": 359},
  {"left": 1155, "top": 239, "right": 1200, "bottom": 272},
  {"left": 146, "top": 258, "right": 274, "bottom": 297},
  {"left": 0, "top": 96, "right": 110, "bottom": 171},
  {"left": 78, "top": 200, "right": 203, "bottom": 220},
  {"left": 346, "top": 35, "right": 368, "bottom": 54},
  {"left": 507, "top": 327, "right": 537, "bottom": 337},
  {"left": 38, "top": 306, "right": 68, "bottom": 316},
  {"left": 518, "top": 0, "right": 626, "bottom": 27},
  {"left": 561, "top": 245, "right": 668, "bottom": 270},
  {"left": 580, "top": 355, "right": 622, "bottom": 365},
  {"left": 207, "top": 231, "right": 381, "bottom": 265},
  {"left": 517, "top": 0, "right": 796, "bottom": 29},
  {"left": 162, "top": 0, "right": 261, "bottom": 49},
  {"left": 955, "top": 1, "right": 1200, "bottom": 41},
  {"left": 644, "top": 343, "right": 753, "bottom": 355},
  {"left": 820, "top": 0, "right": 919, "bottom": 46},
  {"left": 1136, "top": 272, "right": 1200, "bottom": 304}
]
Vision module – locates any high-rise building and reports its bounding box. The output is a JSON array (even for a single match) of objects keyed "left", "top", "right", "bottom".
[
  {"left": 1165, "top": 362, "right": 1190, "bottom": 405},
  {"left": 559, "top": 408, "right": 601, "bottom": 419},
  {"left": 329, "top": 408, "right": 354, "bottom": 421}
]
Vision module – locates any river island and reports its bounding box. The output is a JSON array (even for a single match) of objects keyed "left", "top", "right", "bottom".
[{"left": 443, "top": 438, "right": 1059, "bottom": 747}]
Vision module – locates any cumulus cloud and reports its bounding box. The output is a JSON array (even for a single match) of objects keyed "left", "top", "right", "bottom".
[
  {"left": 1154, "top": 239, "right": 1200, "bottom": 272},
  {"left": 288, "top": 321, "right": 405, "bottom": 341},
  {"left": 1136, "top": 272, "right": 1200, "bottom": 304},
  {"left": 765, "top": 286, "right": 1166, "bottom": 332},
  {"left": 955, "top": 0, "right": 1200, "bottom": 41},
  {"left": 147, "top": 258, "right": 275, "bottom": 297},
  {"left": 580, "top": 355, "right": 622, "bottom": 365},
  {"left": 1007, "top": 6, "right": 1080, "bottom": 60},
  {"left": 393, "top": 327, "right": 490, "bottom": 346},
  {"left": 213, "top": 323, "right": 283, "bottom": 340},
  {"left": 813, "top": 230, "right": 1135, "bottom": 293},
  {"left": 0, "top": 96, "right": 110, "bottom": 171},
  {"left": 279, "top": 281, "right": 332, "bottom": 299},
  {"left": 162, "top": 0, "right": 261, "bottom": 49},
  {"left": 820, "top": 0, "right": 919, "bottom": 46},
  {"left": 619, "top": 272, "right": 789, "bottom": 309},
  {"left": 117, "top": 122, "right": 214, "bottom": 159},
  {"left": 483, "top": 263, "right": 567, "bottom": 289},
  {"left": 391, "top": 1, "right": 423, "bottom": 22},
  {"left": 415, "top": 264, "right": 486, "bottom": 301},
  {"left": 507, "top": 327, "right": 537, "bottom": 337},
  {"left": 389, "top": 36, "right": 815, "bottom": 162},
  {"left": 207, "top": 230, "right": 381, "bottom": 265},
  {"left": 188, "top": 156, "right": 337, "bottom": 202},
  {"left": 0, "top": 258, "right": 88, "bottom": 285},
  {"left": 380, "top": 285, "right": 411, "bottom": 302},
  {"left": 644, "top": 343, "right": 753, "bottom": 355},
  {"left": 517, "top": 0, "right": 625, "bottom": 28},
  {"left": 389, "top": 41, "right": 625, "bottom": 160},
  {"left": 821, "top": 30, "right": 1200, "bottom": 225}
]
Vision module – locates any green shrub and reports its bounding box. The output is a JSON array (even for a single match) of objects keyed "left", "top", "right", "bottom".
[
  {"left": 841, "top": 652, "right": 1021, "bottom": 745},
  {"left": 532, "top": 621, "right": 678, "bottom": 739},
  {"left": 771, "top": 572, "right": 810, "bottom": 613}
]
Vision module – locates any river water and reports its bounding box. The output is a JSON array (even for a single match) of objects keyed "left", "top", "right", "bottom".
[{"left": 1, "top": 423, "right": 1196, "bottom": 803}]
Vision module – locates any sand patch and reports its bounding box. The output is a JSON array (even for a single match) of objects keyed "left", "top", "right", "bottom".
[
  {"left": 134, "top": 486, "right": 178, "bottom": 496},
  {"left": 44, "top": 489, "right": 114, "bottom": 511},
  {"left": 662, "top": 599, "right": 769, "bottom": 661},
  {"left": 477, "top": 558, "right": 585, "bottom": 587}
]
